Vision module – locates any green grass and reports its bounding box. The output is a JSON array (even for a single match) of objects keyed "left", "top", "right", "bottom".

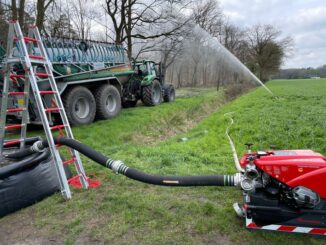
[{"left": 1, "top": 80, "right": 326, "bottom": 244}]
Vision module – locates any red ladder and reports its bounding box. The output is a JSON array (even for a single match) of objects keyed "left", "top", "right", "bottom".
[{"left": 0, "top": 21, "right": 97, "bottom": 199}]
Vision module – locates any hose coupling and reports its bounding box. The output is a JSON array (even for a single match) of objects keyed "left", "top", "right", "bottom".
[
  {"left": 106, "top": 159, "right": 129, "bottom": 174},
  {"left": 31, "top": 141, "right": 46, "bottom": 153},
  {"left": 233, "top": 173, "right": 242, "bottom": 187}
]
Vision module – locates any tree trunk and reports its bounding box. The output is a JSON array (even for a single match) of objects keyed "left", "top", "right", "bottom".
[
  {"left": 18, "top": 0, "right": 25, "bottom": 29},
  {"left": 161, "top": 53, "right": 169, "bottom": 82},
  {"left": 127, "top": 36, "right": 132, "bottom": 59},
  {"left": 216, "top": 77, "right": 220, "bottom": 91},
  {"left": 126, "top": 0, "right": 132, "bottom": 58},
  {"left": 36, "top": 0, "right": 45, "bottom": 31},
  {"left": 11, "top": 0, "right": 17, "bottom": 21},
  {"left": 192, "top": 64, "right": 198, "bottom": 87},
  {"left": 202, "top": 63, "right": 209, "bottom": 86},
  {"left": 170, "top": 63, "right": 175, "bottom": 84},
  {"left": 177, "top": 65, "right": 183, "bottom": 88}
]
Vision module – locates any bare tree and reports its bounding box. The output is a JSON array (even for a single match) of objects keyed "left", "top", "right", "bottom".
[
  {"left": 36, "top": 0, "right": 55, "bottom": 31},
  {"left": 0, "top": 2, "right": 10, "bottom": 43},
  {"left": 6, "top": 0, "right": 34, "bottom": 32},
  {"left": 45, "top": 13, "right": 77, "bottom": 38},
  {"left": 245, "top": 24, "right": 293, "bottom": 82},
  {"left": 69, "top": 0, "right": 96, "bottom": 39},
  {"left": 193, "top": 0, "right": 224, "bottom": 38},
  {"left": 105, "top": 0, "right": 190, "bottom": 58},
  {"left": 221, "top": 22, "right": 245, "bottom": 55},
  {"left": 10, "top": 0, "right": 25, "bottom": 28},
  {"left": 10, "top": 0, "right": 17, "bottom": 20},
  {"left": 18, "top": 0, "right": 25, "bottom": 27},
  {"left": 7, "top": 0, "right": 55, "bottom": 33},
  {"left": 159, "top": 36, "right": 184, "bottom": 79}
]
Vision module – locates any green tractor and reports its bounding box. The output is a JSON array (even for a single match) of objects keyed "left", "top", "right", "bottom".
[
  {"left": 0, "top": 38, "right": 175, "bottom": 126},
  {"left": 124, "top": 60, "right": 175, "bottom": 108}
]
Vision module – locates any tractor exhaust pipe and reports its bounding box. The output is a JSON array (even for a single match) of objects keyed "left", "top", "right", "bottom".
[{"left": 6, "top": 137, "right": 240, "bottom": 187}]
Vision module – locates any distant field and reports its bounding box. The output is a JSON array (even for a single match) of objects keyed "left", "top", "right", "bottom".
[{"left": 1, "top": 79, "right": 326, "bottom": 244}]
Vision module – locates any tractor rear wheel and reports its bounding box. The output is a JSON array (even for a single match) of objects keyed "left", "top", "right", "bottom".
[
  {"left": 62, "top": 86, "right": 96, "bottom": 126},
  {"left": 141, "top": 80, "right": 162, "bottom": 106},
  {"left": 163, "top": 84, "right": 176, "bottom": 102},
  {"left": 94, "top": 84, "right": 121, "bottom": 119}
]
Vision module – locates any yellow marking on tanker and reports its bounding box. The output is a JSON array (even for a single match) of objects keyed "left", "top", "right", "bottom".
[
  {"left": 17, "top": 99, "right": 24, "bottom": 105},
  {"left": 163, "top": 180, "right": 179, "bottom": 184},
  {"left": 109, "top": 65, "right": 132, "bottom": 72}
]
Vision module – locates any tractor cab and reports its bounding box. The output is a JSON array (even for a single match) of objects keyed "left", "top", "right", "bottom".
[{"left": 133, "top": 60, "right": 164, "bottom": 84}]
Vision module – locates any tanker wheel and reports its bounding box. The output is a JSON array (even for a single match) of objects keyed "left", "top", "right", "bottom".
[
  {"left": 62, "top": 86, "right": 96, "bottom": 126},
  {"left": 94, "top": 84, "right": 121, "bottom": 119},
  {"left": 141, "top": 80, "right": 162, "bottom": 106},
  {"left": 163, "top": 84, "right": 176, "bottom": 102},
  {"left": 122, "top": 100, "right": 138, "bottom": 108}
]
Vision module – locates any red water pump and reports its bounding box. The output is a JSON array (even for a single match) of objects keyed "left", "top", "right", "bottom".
[{"left": 236, "top": 148, "right": 326, "bottom": 235}]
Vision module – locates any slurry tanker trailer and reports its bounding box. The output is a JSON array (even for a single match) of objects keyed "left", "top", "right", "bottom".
[{"left": 0, "top": 38, "right": 175, "bottom": 126}]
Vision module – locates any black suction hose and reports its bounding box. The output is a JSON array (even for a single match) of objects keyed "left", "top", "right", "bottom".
[
  {"left": 123, "top": 168, "right": 232, "bottom": 186},
  {"left": 5, "top": 137, "right": 238, "bottom": 187},
  {"left": 5, "top": 145, "right": 35, "bottom": 159},
  {"left": 3, "top": 136, "right": 41, "bottom": 150},
  {"left": 3, "top": 137, "right": 42, "bottom": 159},
  {"left": 0, "top": 150, "right": 50, "bottom": 179}
]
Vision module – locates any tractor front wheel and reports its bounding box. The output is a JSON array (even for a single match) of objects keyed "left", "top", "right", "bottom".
[{"left": 141, "top": 80, "right": 162, "bottom": 106}]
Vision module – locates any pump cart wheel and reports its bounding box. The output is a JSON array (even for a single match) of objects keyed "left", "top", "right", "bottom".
[
  {"left": 141, "top": 80, "right": 162, "bottom": 106},
  {"left": 62, "top": 86, "right": 96, "bottom": 126},
  {"left": 94, "top": 84, "right": 122, "bottom": 119},
  {"left": 163, "top": 84, "right": 176, "bottom": 102}
]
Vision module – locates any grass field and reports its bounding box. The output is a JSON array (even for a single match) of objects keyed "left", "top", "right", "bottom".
[{"left": 1, "top": 79, "right": 326, "bottom": 244}]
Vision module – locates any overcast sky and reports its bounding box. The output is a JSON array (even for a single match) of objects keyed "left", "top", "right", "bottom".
[{"left": 219, "top": 0, "right": 326, "bottom": 69}]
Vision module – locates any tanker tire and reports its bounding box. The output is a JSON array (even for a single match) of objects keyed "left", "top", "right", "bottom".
[
  {"left": 62, "top": 86, "right": 96, "bottom": 126},
  {"left": 94, "top": 84, "right": 121, "bottom": 119},
  {"left": 163, "top": 84, "right": 176, "bottom": 102},
  {"left": 141, "top": 80, "right": 162, "bottom": 106},
  {"left": 122, "top": 100, "right": 138, "bottom": 108}
]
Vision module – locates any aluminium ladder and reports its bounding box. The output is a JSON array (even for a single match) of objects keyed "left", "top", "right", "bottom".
[{"left": 0, "top": 21, "right": 89, "bottom": 199}]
